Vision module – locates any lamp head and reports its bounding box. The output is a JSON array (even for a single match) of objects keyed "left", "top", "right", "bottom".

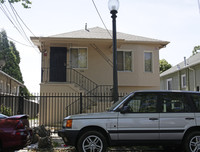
[{"left": 108, "top": 0, "right": 119, "bottom": 12}]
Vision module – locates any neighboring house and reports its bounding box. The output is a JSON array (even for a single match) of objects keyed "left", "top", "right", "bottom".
[
  {"left": 0, "top": 70, "right": 23, "bottom": 95},
  {"left": 160, "top": 53, "right": 200, "bottom": 91},
  {"left": 31, "top": 27, "right": 169, "bottom": 94}
]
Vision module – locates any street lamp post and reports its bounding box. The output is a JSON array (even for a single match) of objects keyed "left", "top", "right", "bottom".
[{"left": 108, "top": 0, "right": 119, "bottom": 103}]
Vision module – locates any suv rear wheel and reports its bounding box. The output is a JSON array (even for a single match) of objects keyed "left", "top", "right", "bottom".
[
  {"left": 184, "top": 131, "right": 200, "bottom": 152},
  {"left": 76, "top": 130, "right": 107, "bottom": 152}
]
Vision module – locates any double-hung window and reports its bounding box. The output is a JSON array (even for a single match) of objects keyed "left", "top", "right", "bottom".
[
  {"left": 117, "top": 51, "right": 132, "bottom": 71},
  {"left": 70, "top": 48, "right": 88, "bottom": 69},
  {"left": 167, "top": 78, "right": 172, "bottom": 90},
  {"left": 181, "top": 74, "right": 186, "bottom": 89},
  {"left": 144, "top": 52, "right": 153, "bottom": 72}
]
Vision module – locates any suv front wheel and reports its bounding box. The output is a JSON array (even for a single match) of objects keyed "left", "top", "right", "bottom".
[
  {"left": 184, "top": 131, "right": 200, "bottom": 152},
  {"left": 76, "top": 130, "right": 107, "bottom": 152}
]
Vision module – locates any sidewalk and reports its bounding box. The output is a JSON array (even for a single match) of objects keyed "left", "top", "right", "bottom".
[{"left": 16, "top": 133, "right": 165, "bottom": 152}]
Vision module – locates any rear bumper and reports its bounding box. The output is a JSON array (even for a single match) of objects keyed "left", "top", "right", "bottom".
[
  {"left": 58, "top": 129, "right": 79, "bottom": 146},
  {"left": 2, "top": 128, "right": 32, "bottom": 150}
]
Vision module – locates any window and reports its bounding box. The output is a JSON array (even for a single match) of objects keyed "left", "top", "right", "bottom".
[
  {"left": 123, "top": 93, "right": 157, "bottom": 113},
  {"left": 161, "top": 93, "right": 192, "bottom": 112},
  {"left": 117, "top": 51, "right": 132, "bottom": 71},
  {"left": 70, "top": 48, "right": 87, "bottom": 68},
  {"left": 167, "top": 78, "right": 172, "bottom": 90},
  {"left": 144, "top": 52, "right": 152, "bottom": 72},
  {"left": 190, "top": 94, "right": 200, "bottom": 112},
  {"left": 181, "top": 74, "right": 186, "bottom": 88},
  {"left": 6, "top": 83, "right": 10, "bottom": 93}
]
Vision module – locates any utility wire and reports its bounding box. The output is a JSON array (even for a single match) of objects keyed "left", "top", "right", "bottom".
[
  {"left": 8, "top": 2, "right": 34, "bottom": 45},
  {"left": 0, "top": 2, "right": 39, "bottom": 52},
  {"left": 9, "top": 2, "right": 36, "bottom": 37},
  {"left": 0, "top": 3, "right": 31, "bottom": 44},
  {"left": 91, "top": 0, "right": 112, "bottom": 38},
  {"left": 0, "top": 32, "right": 34, "bottom": 47}
]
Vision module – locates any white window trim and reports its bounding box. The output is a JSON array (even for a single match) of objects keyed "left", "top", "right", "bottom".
[
  {"left": 144, "top": 51, "right": 153, "bottom": 73},
  {"left": 167, "top": 78, "right": 172, "bottom": 90},
  {"left": 70, "top": 47, "right": 88, "bottom": 69},
  {"left": 181, "top": 74, "right": 186, "bottom": 88},
  {"left": 117, "top": 49, "right": 133, "bottom": 72}
]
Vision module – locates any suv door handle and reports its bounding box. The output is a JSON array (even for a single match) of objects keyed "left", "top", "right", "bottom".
[
  {"left": 149, "top": 118, "right": 158, "bottom": 121},
  {"left": 185, "top": 117, "right": 194, "bottom": 120}
]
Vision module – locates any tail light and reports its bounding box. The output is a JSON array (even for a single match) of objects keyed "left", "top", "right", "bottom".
[{"left": 16, "top": 120, "right": 25, "bottom": 129}]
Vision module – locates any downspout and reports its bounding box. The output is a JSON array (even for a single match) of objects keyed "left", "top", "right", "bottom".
[
  {"left": 178, "top": 70, "right": 181, "bottom": 90},
  {"left": 189, "top": 67, "right": 196, "bottom": 91}
]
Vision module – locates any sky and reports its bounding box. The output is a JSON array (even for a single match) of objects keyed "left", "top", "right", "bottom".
[{"left": 0, "top": 0, "right": 200, "bottom": 93}]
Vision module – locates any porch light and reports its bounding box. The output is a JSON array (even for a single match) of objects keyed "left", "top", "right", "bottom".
[{"left": 108, "top": 0, "right": 119, "bottom": 103}]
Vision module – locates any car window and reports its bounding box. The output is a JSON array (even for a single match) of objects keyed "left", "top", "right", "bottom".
[
  {"left": 124, "top": 93, "right": 157, "bottom": 113},
  {"left": 190, "top": 93, "right": 200, "bottom": 112},
  {"left": 161, "top": 93, "right": 192, "bottom": 113}
]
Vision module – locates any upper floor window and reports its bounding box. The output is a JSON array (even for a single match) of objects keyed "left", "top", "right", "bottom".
[
  {"left": 181, "top": 74, "right": 186, "bottom": 89},
  {"left": 117, "top": 51, "right": 132, "bottom": 71},
  {"left": 167, "top": 78, "right": 172, "bottom": 90},
  {"left": 70, "top": 48, "right": 88, "bottom": 69},
  {"left": 144, "top": 52, "right": 152, "bottom": 72}
]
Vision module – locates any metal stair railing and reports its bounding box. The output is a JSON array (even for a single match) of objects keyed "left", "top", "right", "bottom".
[{"left": 66, "top": 68, "right": 98, "bottom": 92}]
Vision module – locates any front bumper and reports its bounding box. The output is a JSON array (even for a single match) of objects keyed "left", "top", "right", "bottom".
[{"left": 58, "top": 129, "right": 79, "bottom": 146}]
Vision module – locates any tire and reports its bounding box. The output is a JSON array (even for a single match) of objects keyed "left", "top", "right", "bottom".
[
  {"left": 184, "top": 131, "right": 200, "bottom": 152},
  {"left": 76, "top": 130, "right": 108, "bottom": 152}
]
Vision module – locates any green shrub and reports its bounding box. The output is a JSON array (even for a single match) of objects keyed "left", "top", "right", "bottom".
[{"left": 0, "top": 105, "right": 12, "bottom": 116}]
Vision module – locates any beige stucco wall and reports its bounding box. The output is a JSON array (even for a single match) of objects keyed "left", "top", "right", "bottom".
[
  {"left": 40, "top": 83, "right": 84, "bottom": 94},
  {"left": 40, "top": 39, "right": 161, "bottom": 93}
]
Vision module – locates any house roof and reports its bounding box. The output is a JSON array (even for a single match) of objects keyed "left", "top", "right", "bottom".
[
  {"left": 31, "top": 27, "right": 169, "bottom": 46},
  {"left": 50, "top": 27, "right": 169, "bottom": 44},
  {"left": 0, "top": 70, "right": 24, "bottom": 86},
  {"left": 160, "top": 52, "right": 200, "bottom": 77}
]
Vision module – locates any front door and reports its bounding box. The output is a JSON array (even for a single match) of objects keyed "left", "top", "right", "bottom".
[
  {"left": 50, "top": 47, "right": 67, "bottom": 82},
  {"left": 117, "top": 92, "right": 159, "bottom": 141}
]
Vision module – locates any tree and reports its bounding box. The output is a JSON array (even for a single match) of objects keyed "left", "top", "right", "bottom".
[
  {"left": 0, "top": 29, "right": 31, "bottom": 95},
  {"left": 159, "top": 59, "right": 172, "bottom": 73},
  {"left": 192, "top": 45, "right": 200, "bottom": 55},
  {"left": 0, "top": 0, "right": 31, "bottom": 8}
]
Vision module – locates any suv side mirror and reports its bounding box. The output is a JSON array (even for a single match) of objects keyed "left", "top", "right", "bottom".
[{"left": 120, "top": 106, "right": 131, "bottom": 114}]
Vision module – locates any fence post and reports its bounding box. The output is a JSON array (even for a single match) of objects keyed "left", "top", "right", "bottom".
[
  {"left": 18, "top": 93, "right": 24, "bottom": 114},
  {"left": 80, "top": 93, "right": 82, "bottom": 114}
]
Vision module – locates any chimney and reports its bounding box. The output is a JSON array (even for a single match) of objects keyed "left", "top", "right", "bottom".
[{"left": 85, "top": 23, "right": 89, "bottom": 32}]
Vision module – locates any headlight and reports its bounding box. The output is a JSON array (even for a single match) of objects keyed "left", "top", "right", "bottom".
[{"left": 63, "top": 119, "right": 73, "bottom": 128}]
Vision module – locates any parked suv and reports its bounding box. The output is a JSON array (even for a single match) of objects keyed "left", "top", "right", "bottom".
[{"left": 58, "top": 90, "right": 200, "bottom": 152}]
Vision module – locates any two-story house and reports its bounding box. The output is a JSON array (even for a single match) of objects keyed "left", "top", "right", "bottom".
[
  {"left": 31, "top": 27, "right": 169, "bottom": 126},
  {"left": 31, "top": 27, "right": 169, "bottom": 95},
  {"left": 160, "top": 53, "right": 200, "bottom": 91}
]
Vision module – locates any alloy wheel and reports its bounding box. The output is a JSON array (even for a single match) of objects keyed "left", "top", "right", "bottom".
[{"left": 82, "top": 135, "right": 103, "bottom": 152}]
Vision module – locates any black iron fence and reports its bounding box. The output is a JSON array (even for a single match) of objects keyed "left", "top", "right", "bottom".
[{"left": 0, "top": 92, "right": 127, "bottom": 131}]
